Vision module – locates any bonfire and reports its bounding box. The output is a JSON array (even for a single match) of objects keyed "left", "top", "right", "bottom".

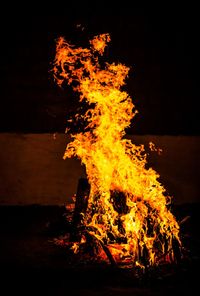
[{"left": 52, "top": 33, "right": 181, "bottom": 269}]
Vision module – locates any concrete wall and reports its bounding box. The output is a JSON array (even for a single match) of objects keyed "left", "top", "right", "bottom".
[{"left": 0, "top": 133, "right": 199, "bottom": 205}]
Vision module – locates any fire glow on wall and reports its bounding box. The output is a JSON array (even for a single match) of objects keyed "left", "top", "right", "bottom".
[{"left": 52, "top": 33, "right": 181, "bottom": 269}]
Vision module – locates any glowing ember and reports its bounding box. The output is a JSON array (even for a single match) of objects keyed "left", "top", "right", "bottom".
[{"left": 53, "top": 33, "right": 181, "bottom": 268}]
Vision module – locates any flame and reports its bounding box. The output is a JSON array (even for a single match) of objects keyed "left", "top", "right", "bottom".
[
  {"left": 149, "top": 141, "right": 162, "bottom": 155},
  {"left": 53, "top": 33, "right": 181, "bottom": 267}
]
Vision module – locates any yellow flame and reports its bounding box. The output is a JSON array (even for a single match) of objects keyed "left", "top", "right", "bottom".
[{"left": 53, "top": 33, "right": 181, "bottom": 267}]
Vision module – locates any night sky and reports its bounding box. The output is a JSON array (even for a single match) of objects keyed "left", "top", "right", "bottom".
[{"left": 0, "top": 7, "right": 199, "bottom": 134}]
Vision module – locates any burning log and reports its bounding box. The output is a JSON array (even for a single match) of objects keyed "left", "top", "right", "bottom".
[
  {"left": 70, "top": 178, "right": 90, "bottom": 241},
  {"left": 83, "top": 229, "right": 117, "bottom": 267}
]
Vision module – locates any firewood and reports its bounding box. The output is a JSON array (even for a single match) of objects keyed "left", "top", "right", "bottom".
[{"left": 70, "top": 178, "right": 90, "bottom": 241}]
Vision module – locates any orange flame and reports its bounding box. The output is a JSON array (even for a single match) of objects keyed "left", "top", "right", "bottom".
[{"left": 53, "top": 33, "right": 181, "bottom": 267}]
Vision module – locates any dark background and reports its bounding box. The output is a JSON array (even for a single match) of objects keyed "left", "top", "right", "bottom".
[
  {"left": 0, "top": 6, "right": 199, "bottom": 135},
  {"left": 0, "top": 9, "right": 200, "bottom": 294}
]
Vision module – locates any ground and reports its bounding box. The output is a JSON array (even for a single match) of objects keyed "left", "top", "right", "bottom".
[{"left": 0, "top": 204, "right": 199, "bottom": 295}]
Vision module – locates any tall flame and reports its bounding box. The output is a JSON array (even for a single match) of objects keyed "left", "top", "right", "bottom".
[{"left": 53, "top": 33, "right": 181, "bottom": 267}]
